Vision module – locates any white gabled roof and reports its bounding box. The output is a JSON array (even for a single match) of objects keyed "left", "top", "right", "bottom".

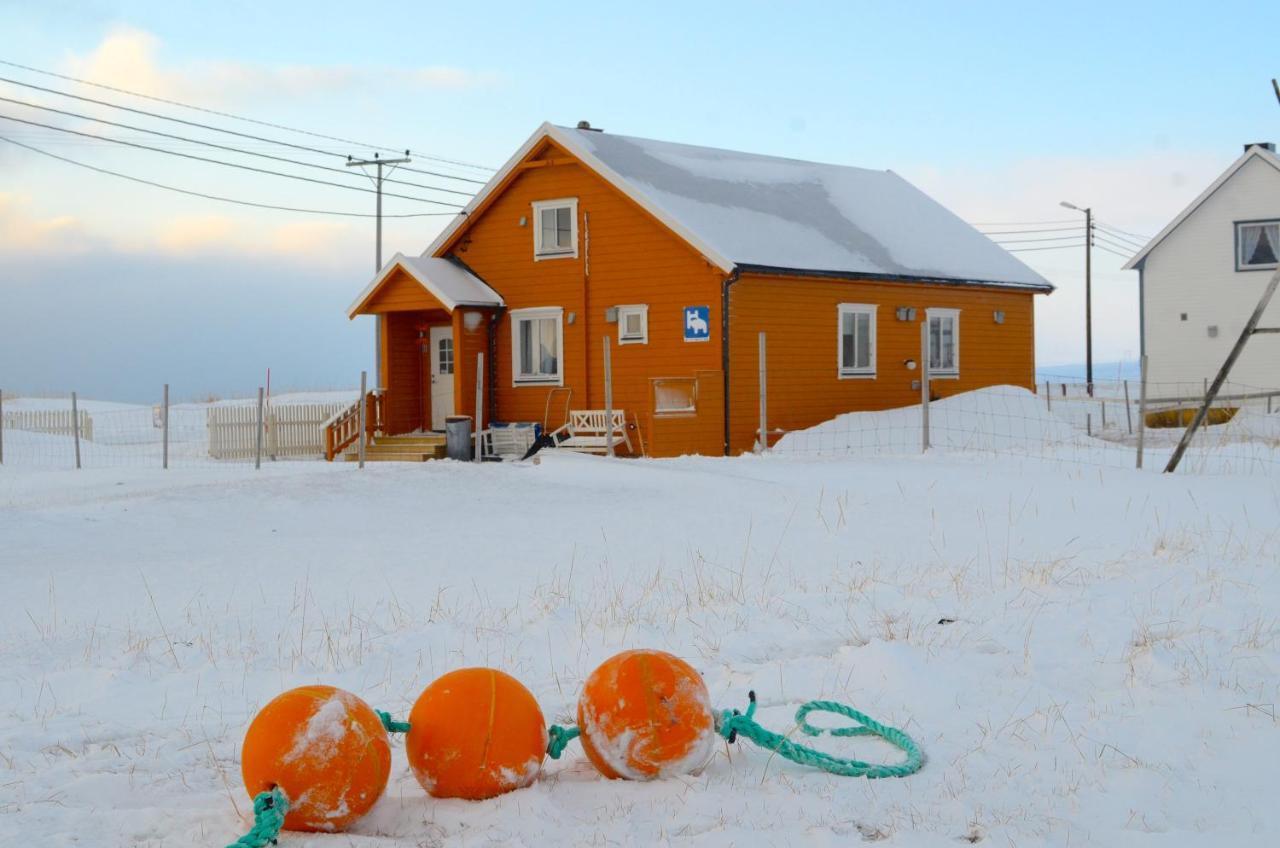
[
  {"left": 426, "top": 122, "right": 1053, "bottom": 292},
  {"left": 347, "top": 253, "right": 503, "bottom": 318},
  {"left": 1123, "top": 144, "right": 1280, "bottom": 270}
]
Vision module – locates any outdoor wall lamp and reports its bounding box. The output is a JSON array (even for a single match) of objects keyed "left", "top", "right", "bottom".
[{"left": 904, "top": 358, "right": 917, "bottom": 370}]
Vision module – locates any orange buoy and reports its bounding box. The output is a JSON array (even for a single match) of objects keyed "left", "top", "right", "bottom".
[
  {"left": 577, "top": 649, "right": 716, "bottom": 780},
  {"left": 405, "top": 667, "right": 548, "bottom": 800},
  {"left": 240, "top": 685, "right": 390, "bottom": 832}
]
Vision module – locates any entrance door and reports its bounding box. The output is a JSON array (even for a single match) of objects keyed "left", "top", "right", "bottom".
[{"left": 428, "top": 325, "right": 455, "bottom": 430}]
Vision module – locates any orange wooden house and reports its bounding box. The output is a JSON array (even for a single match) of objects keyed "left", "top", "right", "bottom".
[{"left": 338, "top": 122, "right": 1053, "bottom": 458}]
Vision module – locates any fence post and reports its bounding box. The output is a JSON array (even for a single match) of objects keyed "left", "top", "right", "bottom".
[
  {"left": 1045, "top": 380, "right": 1051, "bottom": 411},
  {"left": 1123, "top": 380, "right": 1133, "bottom": 434},
  {"left": 1136, "top": 355, "right": 1148, "bottom": 469},
  {"left": 757, "top": 331, "right": 768, "bottom": 453},
  {"left": 162, "top": 383, "right": 170, "bottom": 470},
  {"left": 1061, "top": 382, "right": 1066, "bottom": 398},
  {"left": 920, "top": 321, "right": 931, "bottom": 452},
  {"left": 358, "top": 371, "right": 367, "bottom": 469},
  {"left": 474, "top": 352, "right": 484, "bottom": 463},
  {"left": 1270, "top": 395, "right": 1274, "bottom": 415},
  {"left": 1100, "top": 400, "right": 1107, "bottom": 430},
  {"left": 1087, "top": 412, "right": 1092, "bottom": 437},
  {"left": 0, "top": 388, "right": 4, "bottom": 465},
  {"left": 71, "top": 391, "right": 82, "bottom": 469},
  {"left": 254, "top": 387, "right": 264, "bottom": 470},
  {"left": 603, "top": 337, "right": 614, "bottom": 457}
]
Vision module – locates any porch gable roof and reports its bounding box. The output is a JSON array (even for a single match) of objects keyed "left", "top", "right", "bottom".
[{"left": 348, "top": 254, "right": 504, "bottom": 318}]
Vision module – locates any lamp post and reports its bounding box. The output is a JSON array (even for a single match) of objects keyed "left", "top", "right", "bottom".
[{"left": 1061, "top": 201, "right": 1094, "bottom": 395}]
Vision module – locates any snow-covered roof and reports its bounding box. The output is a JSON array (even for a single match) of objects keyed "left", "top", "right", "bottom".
[
  {"left": 348, "top": 253, "right": 503, "bottom": 317},
  {"left": 1123, "top": 144, "right": 1280, "bottom": 270},
  {"left": 427, "top": 123, "right": 1053, "bottom": 292}
]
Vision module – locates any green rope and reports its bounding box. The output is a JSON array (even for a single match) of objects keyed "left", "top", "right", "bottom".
[
  {"left": 546, "top": 724, "right": 580, "bottom": 759},
  {"left": 225, "top": 786, "right": 289, "bottom": 848},
  {"left": 376, "top": 710, "right": 411, "bottom": 734},
  {"left": 715, "top": 691, "right": 923, "bottom": 779}
]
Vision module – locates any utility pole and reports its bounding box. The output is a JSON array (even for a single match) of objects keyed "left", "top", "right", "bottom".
[
  {"left": 347, "top": 151, "right": 411, "bottom": 389},
  {"left": 1061, "top": 201, "right": 1094, "bottom": 395}
]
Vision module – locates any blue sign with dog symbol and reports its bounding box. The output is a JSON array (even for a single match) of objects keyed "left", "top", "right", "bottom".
[{"left": 683, "top": 305, "right": 710, "bottom": 342}]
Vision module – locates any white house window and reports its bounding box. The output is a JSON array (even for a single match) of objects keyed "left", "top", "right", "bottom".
[
  {"left": 653, "top": 377, "right": 696, "bottom": 415},
  {"left": 532, "top": 198, "right": 578, "bottom": 259},
  {"left": 837, "top": 303, "right": 877, "bottom": 377},
  {"left": 1237, "top": 220, "right": 1280, "bottom": 270},
  {"left": 617, "top": 304, "right": 649, "bottom": 344},
  {"left": 437, "top": 337, "right": 454, "bottom": 374},
  {"left": 511, "top": 307, "right": 563, "bottom": 385},
  {"left": 926, "top": 308, "right": 960, "bottom": 377}
]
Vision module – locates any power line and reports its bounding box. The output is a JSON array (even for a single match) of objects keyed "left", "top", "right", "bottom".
[
  {"left": 1093, "top": 243, "right": 1133, "bottom": 259},
  {"left": 0, "top": 133, "right": 457, "bottom": 217},
  {"left": 1095, "top": 219, "right": 1151, "bottom": 241},
  {"left": 1093, "top": 233, "right": 1139, "bottom": 254},
  {"left": 1005, "top": 243, "right": 1086, "bottom": 253},
  {"left": 0, "top": 93, "right": 476, "bottom": 198},
  {"left": 969, "top": 217, "right": 1080, "bottom": 226},
  {"left": 0, "top": 112, "right": 465, "bottom": 207},
  {"left": 991, "top": 234, "right": 1087, "bottom": 244},
  {"left": 1093, "top": 224, "right": 1146, "bottom": 248},
  {"left": 0, "top": 57, "right": 495, "bottom": 174},
  {"left": 0, "top": 74, "right": 488, "bottom": 186},
  {"left": 979, "top": 226, "right": 1083, "bottom": 236}
]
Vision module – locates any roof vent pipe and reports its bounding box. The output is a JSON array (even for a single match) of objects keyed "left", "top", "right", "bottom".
[
  {"left": 1245, "top": 142, "right": 1276, "bottom": 153},
  {"left": 576, "top": 121, "right": 603, "bottom": 132}
]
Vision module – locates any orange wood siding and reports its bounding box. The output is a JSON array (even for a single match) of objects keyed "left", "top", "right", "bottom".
[
  {"left": 362, "top": 267, "right": 450, "bottom": 313},
  {"left": 726, "top": 274, "right": 1036, "bottom": 454},
  {"left": 451, "top": 308, "right": 496, "bottom": 422},
  {"left": 440, "top": 139, "right": 724, "bottom": 447},
  {"left": 383, "top": 310, "right": 448, "bottom": 434}
]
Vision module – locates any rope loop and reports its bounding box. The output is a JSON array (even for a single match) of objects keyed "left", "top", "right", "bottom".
[
  {"left": 715, "top": 691, "right": 923, "bottom": 779},
  {"left": 376, "top": 710, "right": 411, "bottom": 734},
  {"left": 225, "top": 786, "right": 289, "bottom": 848},
  {"left": 546, "top": 724, "right": 580, "bottom": 759}
]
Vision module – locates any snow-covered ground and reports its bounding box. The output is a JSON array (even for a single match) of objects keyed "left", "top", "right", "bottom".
[{"left": 2, "top": 437, "right": 1279, "bottom": 846}]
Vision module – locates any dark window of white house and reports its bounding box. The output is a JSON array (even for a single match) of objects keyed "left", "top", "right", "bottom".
[{"left": 1237, "top": 220, "right": 1280, "bottom": 270}]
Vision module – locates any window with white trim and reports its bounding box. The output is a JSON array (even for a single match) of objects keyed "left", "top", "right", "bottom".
[
  {"left": 1236, "top": 220, "right": 1280, "bottom": 270},
  {"left": 837, "top": 303, "right": 877, "bottom": 377},
  {"left": 510, "top": 307, "right": 563, "bottom": 385},
  {"left": 926, "top": 308, "right": 960, "bottom": 376},
  {"left": 617, "top": 304, "right": 649, "bottom": 344},
  {"left": 532, "top": 198, "right": 578, "bottom": 259}
]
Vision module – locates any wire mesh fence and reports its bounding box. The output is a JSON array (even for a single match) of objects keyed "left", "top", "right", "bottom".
[{"left": 0, "top": 386, "right": 358, "bottom": 470}]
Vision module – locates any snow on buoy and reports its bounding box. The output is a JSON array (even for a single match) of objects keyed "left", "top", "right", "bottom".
[
  {"left": 577, "top": 649, "right": 716, "bottom": 780},
  {"left": 240, "top": 685, "right": 391, "bottom": 832},
  {"left": 405, "top": 667, "right": 548, "bottom": 799}
]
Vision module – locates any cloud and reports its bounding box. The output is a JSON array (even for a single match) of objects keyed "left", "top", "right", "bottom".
[
  {"left": 60, "top": 27, "right": 499, "bottom": 104},
  {"left": 0, "top": 193, "right": 92, "bottom": 253}
]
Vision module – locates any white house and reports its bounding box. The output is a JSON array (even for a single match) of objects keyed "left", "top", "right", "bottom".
[{"left": 1125, "top": 143, "right": 1280, "bottom": 398}]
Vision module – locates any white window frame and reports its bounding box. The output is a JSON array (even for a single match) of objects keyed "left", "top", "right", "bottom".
[
  {"left": 510, "top": 307, "right": 564, "bottom": 386},
  {"left": 1235, "top": 219, "right": 1280, "bottom": 271},
  {"left": 926, "top": 308, "right": 960, "bottom": 378},
  {"left": 617, "top": 304, "right": 649, "bottom": 345},
  {"left": 532, "top": 198, "right": 579, "bottom": 260},
  {"left": 836, "top": 303, "right": 877, "bottom": 378}
]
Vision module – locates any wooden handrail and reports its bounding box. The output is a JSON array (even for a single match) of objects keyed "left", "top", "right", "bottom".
[{"left": 323, "top": 391, "right": 383, "bottom": 460}]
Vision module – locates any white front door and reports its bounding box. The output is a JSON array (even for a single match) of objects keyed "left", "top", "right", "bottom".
[{"left": 428, "top": 325, "right": 455, "bottom": 430}]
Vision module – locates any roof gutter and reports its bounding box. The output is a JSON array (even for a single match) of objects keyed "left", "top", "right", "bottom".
[
  {"left": 720, "top": 266, "right": 742, "bottom": 456},
  {"left": 734, "top": 263, "right": 1055, "bottom": 294}
]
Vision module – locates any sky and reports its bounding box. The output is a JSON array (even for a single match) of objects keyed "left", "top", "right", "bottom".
[{"left": 1, "top": 0, "right": 1278, "bottom": 401}]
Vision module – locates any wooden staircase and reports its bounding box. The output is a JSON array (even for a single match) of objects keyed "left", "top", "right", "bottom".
[{"left": 343, "top": 433, "right": 446, "bottom": 462}]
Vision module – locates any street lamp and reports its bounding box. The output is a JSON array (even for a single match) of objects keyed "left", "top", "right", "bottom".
[{"left": 1060, "top": 200, "right": 1094, "bottom": 394}]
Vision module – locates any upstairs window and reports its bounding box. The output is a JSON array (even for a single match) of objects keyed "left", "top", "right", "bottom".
[
  {"left": 837, "top": 303, "right": 877, "bottom": 377},
  {"left": 1237, "top": 220, "right": 1280, "bottom": 270},
  {"left": 617, "top": 304, "right": 649, "bottom": 344},
  {"left": 927, "top": 308, "right": 960, "bottom": 377},
  {"left": 511, "top": 307, "right": 563, "bottom": 385},
  {"left": 533, "top": 198, "right": 578, "bottom": 259}
]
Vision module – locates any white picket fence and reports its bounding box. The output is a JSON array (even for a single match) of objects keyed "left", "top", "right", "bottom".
[
  {"left": 2, "top": 409, "right": 94, "bottom": 441},
  {"left": 207, "top": 402, "right": 349, "bottom": 460}
]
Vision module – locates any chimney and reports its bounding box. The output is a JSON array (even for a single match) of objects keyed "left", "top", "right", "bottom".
[
  {"left": 576, "top": 120, "right": 603, "bottom": 132},
  {"left": 1245, "top": 142, "right": 1276, "bottom": 153}
]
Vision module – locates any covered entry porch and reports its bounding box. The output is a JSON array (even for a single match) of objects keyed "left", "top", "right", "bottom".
[{"left": 329, "top": 254, "right": 503, "bottom": 458}]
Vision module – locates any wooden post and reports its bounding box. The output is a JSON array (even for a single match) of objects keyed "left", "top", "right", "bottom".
[
  {"left": 1123, "top": 380, "right": 1133, "bottom": 434},
  {"left": 1100, "top": 400, "right": 1107, "bottom": 430},
  {"left": 162, "top": 383, "right": 170, "bottom": 470},
  {"left": 474, "top": 352, "right": 484, "bottom": 462},
  {"left": 603, "top": 337, "right": 614, "bottom": 457},
  {"left": 1136, "top": 355, "right": 1148, "bottom": 469},
  {"left": 1061, "top": 382, "right": 1066, "bottom": 397},
  {"left": 757, "top": 331, "right": 768, "bottom": 453},
  {"left": 920, "top": 321, "right": 931, "bottom": 452},
  {"left": 254, "top": 387, "right": 264, "bottom": 471},
  {"left": 1167, "top": 268, "right": 1280, "bottom": 472},
  {"left": 358, "top": 371, "right": 367, "bottom": 469},
  {"left": 1086, "top": 412, "right": 1092, "bottom": 437},
  {"left": 1045, "top": 380, "right": 1051, "bottom": 411},
  {"left": 71, "top": 391, "right": 81, "bottom": 469}
]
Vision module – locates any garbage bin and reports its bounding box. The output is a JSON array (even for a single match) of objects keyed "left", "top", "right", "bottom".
[{"left": 445, "top": 415, "right": 473, "bottom": 461}]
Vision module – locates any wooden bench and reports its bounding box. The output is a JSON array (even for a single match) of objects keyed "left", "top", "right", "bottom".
[{"left": 551, "top": 410, "right": 632, "bottom": 454}]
